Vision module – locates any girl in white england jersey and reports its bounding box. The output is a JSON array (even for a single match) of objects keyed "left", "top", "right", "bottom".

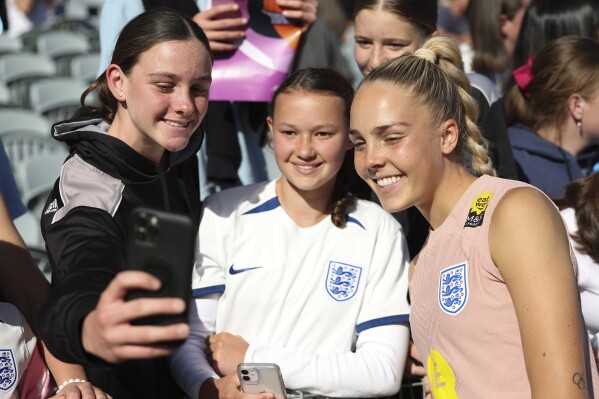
[{"left": 170, "top": 68, "right": 412, "bottom": 399}]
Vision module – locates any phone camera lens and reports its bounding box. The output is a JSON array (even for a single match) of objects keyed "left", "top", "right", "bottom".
[
  {"left": 148, "top": 226, "right": 159, "bottom": 241},
  {"left": 242, "top": 376, "right": 250, "bottom": 381},
  {"left": 137, "top": 215, "right": 148, "bottom": 227},
  {"left": 135, "top": 230, "right": 147, "bottom": 241},
  {"left": 240, "top": 370, "right": 249, "bottom": 375}
]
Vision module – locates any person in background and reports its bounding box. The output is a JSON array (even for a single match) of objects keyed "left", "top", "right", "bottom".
[
  {"left": 555, "top": 173, "right": 599, "bottom": 371},
  {"left": 37, "top": 9, "right": 212, "bottom": 399},
  {"left": 5, "top": 0, "right": 62, "bottom": 38},
  {"left": 352, "top": 0, "right": 517, "bottom": 182},
  {"left": 504, "top": 0, "right": 599, "bottom": 126},
  {"left": 0, "top": 138, "right": 26, "bottom": 221},
  {"left": 170, "top": 68, "right": 411, "bottom": 399},
  {"left": 437, "top": 0, "right": 471, "bottom": 43},
  {"left": 505, "top": 36, "right": 599, "bottom": 198},
  {"left": 1, "top": 194, "right": 110, "bottom": 399},
  {"left": 465, "top": 0, "right": 529, "bottom": 90},
  {"left": 350, "top": 34, "right": 599, "bottom": 398},
  {"left": 1, "top": 142, "right": 108, "bottom": 399},
  {"left": 98, "top": 0, "right": 318, "bottom": 200}
]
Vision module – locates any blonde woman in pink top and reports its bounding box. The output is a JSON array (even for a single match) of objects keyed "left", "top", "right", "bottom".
[{"left": 350, "top": 36, "right": 599, "bottom": 398}]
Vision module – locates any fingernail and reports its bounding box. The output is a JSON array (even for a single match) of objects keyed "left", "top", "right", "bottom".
[
  {"left": 173, "top": 300, "right": 185, "bottom": 312},
  {"left": 178, "top": 325, "right": 190, "bottom": 336}
]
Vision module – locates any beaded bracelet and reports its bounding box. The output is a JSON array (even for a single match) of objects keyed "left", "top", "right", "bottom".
[{"left": 57, "top": 378, "right": 87, "bottom": 393}]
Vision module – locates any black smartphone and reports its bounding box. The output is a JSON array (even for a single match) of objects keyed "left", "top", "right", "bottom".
[{"left": 125, "top": 207, "right": 195, "bottom": 329}]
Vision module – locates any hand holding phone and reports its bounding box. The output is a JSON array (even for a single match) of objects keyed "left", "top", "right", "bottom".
[
  {"left": 81, "top": 270, "right": 190, "bottom": 363},
  {"left": 238, "top": 363, "right": 287, "bottom": 399}
]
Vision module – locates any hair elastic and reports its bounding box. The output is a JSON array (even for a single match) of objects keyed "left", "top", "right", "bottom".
[{"left": 414, "top": 48, "right": 438, "bottom": 64}]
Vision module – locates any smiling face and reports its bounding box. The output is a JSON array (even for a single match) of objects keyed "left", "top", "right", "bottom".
[
  {"left": 268, "top": 91, "right": 350, "bottom": 199},
  {"left": 107, "top": 39, "right": 212, "bottom": 163},
  {"left": 354, "top": 8, "right": 427, "bottom": 76},
  {"left": 350, "top": 82, "right": 445, "bottom": 213}
]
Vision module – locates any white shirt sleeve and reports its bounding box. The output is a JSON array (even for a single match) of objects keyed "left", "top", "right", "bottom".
[
  {"left": 169, "top": 295, "right": 220, "bottom": 399},
  {"left": 245, "top": 323, "right": 410, "bottom": 397}
]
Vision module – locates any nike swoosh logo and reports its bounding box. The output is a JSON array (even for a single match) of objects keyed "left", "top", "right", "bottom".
[{"left": 229, "top": 264, "right": 263, "bottom": 275}]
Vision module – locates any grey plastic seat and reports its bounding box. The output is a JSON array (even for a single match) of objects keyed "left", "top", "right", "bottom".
[
  {"left": 29, "top": 77, "right": 88, "bottom": 124},
  {"left": 0, "top": 82, "right": 12, "bottom": 106},
  {"left": 64, "top": 0, "right": 105, "bottom": 27},
  {"left": 1, "top": 131, "right": 68, "bottom": 179},
  {"left": 15, "top": 153, "right": 65, "bottom": 281},
  {"left": 69, "top": 52, "right": 100, "bottom": 83},
  {"left": 0, "top": 52, "right": 57, "bottom": 107},
  {"left": 0, "top": 34, "right": 23, "bottom": 56},
  {"left": 36, "top": 30, "right": 91, "bottom": 75},
  {"left": 0, "top": 108, "right": 51, "bottom": 137},
  {"left": 16, "top": 152, "right": 64, "bottom": 210},
  {"left": 13, "top": 210, "right": 44, "bottom": 250}
]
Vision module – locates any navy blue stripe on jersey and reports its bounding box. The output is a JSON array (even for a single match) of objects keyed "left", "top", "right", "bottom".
[
  {"left": 347, "top": 216, "right": 365, "bottom": 230},
  {"left": 356, "top": 314, "right": 410, "bottom": 333},
  {"left": 242, "top": 196, "right": 281, "bottom": 215},
  {"left": 193, "top": 284, "right": 225, "bottom": 297}
]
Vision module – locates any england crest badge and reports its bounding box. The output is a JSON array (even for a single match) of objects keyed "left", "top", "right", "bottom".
[
  {"left": 0, "top": 349, "right": 17, "bottom": 393},
  {"left": 326, "top": 261, "right": 362, "bottom": 301},
  {"left": 438, "top": 262, "right": 468, "bottom": 315}
]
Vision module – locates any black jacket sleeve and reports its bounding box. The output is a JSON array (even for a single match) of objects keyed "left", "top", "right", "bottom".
[{"left": 38, "top": 206, "right": 126, "bottom": 366}]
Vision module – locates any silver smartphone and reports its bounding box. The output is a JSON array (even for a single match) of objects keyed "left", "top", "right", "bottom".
[{"left": 237, "top": 363, "right": 287, "bottom": 399}]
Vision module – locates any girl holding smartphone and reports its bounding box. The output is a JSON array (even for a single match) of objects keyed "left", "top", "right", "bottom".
[{"left": 38, "top": 9, "right": 212, "bottom": 399}]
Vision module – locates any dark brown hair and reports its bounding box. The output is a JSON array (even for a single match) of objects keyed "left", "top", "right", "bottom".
[
  {"left": 555, "top": 173, "right": 599, "bottom": 264},
  {"left": 353, "top": 0, "right": 438, "bottom": 38},
  {"left": 467, "top": 0, "right": 525, "bottom": 74},
  {"left": 81, "top": 8, "right": 212, "bottom": 122},
  {"left": 503, "top": 0, "right": 599, "bottom": 125},
  {"left": 269, "top": 68, "right": 357, "bottom": 228},
  {"left": 505, "top": 36, "right": 599, "bottom": 131}
]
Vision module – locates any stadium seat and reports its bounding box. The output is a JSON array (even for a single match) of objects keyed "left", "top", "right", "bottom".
[
  {"left": 28, "top": 77, "right": 88, "bottom": 124},
  {"left": 36, "top": 30, "right": 91, "bottom": 75},
  {"left": 0, "top": 34, "right": 23, "bottom": 56},
  {"left": 1, "top": 131, "right": 68, "bottom": 179},
  {"left": 0, "top": 108, "right": 51, "bottom": 137},
  {"left": 0, "top": 52, "right": 56, "bottom": 107},
  {"left": 69, "top": 52, "right": 101, "bottom": 83}
]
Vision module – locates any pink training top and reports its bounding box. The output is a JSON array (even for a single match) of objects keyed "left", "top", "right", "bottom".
[{"left": 409, "top": 175, "right": 599, "bottom": 398}]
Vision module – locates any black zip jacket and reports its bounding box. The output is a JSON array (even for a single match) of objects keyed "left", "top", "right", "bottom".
[{"left": 37, "top": 114, "right": 202, "bottom": 399}]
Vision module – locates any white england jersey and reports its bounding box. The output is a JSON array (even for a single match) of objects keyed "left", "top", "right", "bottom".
[{"left": 193, "top": 180, "right": 410, "bottom": 354}]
